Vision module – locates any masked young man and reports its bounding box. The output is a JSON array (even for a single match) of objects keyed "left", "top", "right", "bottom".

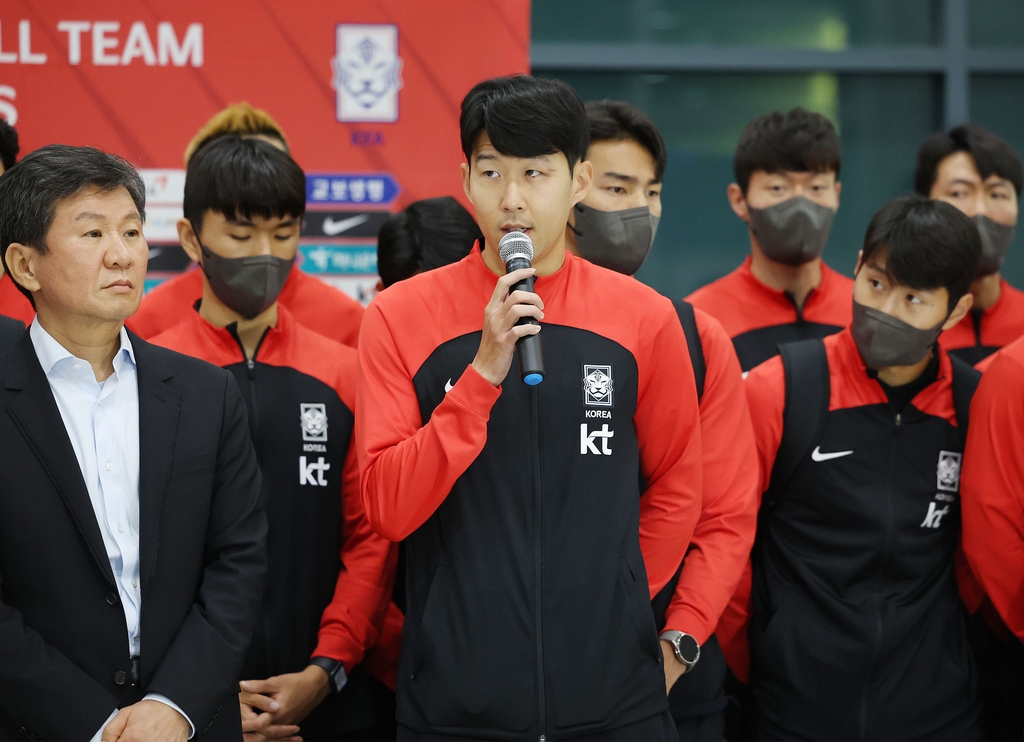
[
  {"left": 127, "top": 103, "right": 365, "bottom": 349},
  {"left": 151, "top": 136, "right": 395, "bottom": 742},
  {"left": 566, "top": 99, "right": 758, "bottom": 742},
  {"left": 687, "top": 109, "right": 852, "bottom": 372},
  {"left": 357, "top": 75, "right": 703, "bottom": 741},
  {"left": 736, "top": 195, "right": 982, "bottom": 740},
  {"left": 915, "top": 124, "right": 1024, "bottom": 366}
]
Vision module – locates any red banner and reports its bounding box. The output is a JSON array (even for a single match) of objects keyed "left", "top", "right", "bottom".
[{"left": 0, "top": 0, "right": 531, "bottom": 300}]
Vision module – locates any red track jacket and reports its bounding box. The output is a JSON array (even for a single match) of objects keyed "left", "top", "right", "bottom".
[{"left": 962, "top": 333, "right": 1024, "bottom": 641}]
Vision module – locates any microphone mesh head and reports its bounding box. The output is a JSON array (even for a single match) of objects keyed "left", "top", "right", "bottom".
[{"left": 499, "top": 230, "right": 534, "bottom": 264}]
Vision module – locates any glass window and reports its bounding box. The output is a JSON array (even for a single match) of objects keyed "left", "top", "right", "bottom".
[
  {"left": 538, "top": 71, "right": 940, "bottom": 299},
  {"left": 969, "top": 0, "right": 1024, "bottom": 48},
  {"left": 533, "top": 0, "right": 939, "bottom": 48},
  {"left": 969, "top": 74, "right": 1024, "bottom": 290}
]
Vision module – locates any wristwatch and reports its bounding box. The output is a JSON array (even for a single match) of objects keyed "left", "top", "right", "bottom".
[
  {"left": 659, "top": 630, "right": 700, "bottom": 671},
  {"left": 309, "top": 656, "right": 348, "bottom": 694}
]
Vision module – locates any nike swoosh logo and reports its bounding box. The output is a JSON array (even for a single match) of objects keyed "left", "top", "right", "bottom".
[
  {"left": 811, "top": 446, "right": 854, "bottom": 462},
  {"left": 444, "top": 378, "right": 453, "bottom": 393},
  {"left": 322, "top": 214, "right": 369, "bottom": 236}
]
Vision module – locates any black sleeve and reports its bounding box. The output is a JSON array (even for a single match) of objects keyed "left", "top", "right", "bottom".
[
  {"left": 0, "top": 587, "right": 121, "bottom": 738},
  {"left": 145, "top": 371, "right": 268, "bottom": 730}
]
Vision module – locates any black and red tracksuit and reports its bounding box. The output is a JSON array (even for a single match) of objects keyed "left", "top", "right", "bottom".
[
  {"left": 939, "top": 277, "right": 1024, "bottom": 366},
  {"left": 686, "top": 257, "right": 853, "bottom": 372},
  {"left": 152, "top": 305, "right": 394, "bottom": 734},
  {"left": 963, "top": 334, "right": 1024, "bottom": 640},
  {"left": 357, "top": 248, "right": 704, "bottom": 739},
  {"left": 661, "top": 306, "right": 759, "bottom": 728},
  {"left": 727, "top": 329, "right": 981, "bottom": 740}
]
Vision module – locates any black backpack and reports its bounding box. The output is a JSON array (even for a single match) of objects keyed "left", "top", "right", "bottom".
[
  {"left": 650, "top": 299, "right": 707, "bottom": 629},
  {"left": 763, "top": 338, "right": 980, "bottom": 514}
]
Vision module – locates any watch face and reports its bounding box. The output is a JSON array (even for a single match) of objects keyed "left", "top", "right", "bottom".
[{"left": 678, "top": 634, "right": 700, "bottom": 664}]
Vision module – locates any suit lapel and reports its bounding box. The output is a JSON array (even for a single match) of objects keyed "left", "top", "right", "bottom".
[
  {"left": 3, "top": 335, "right": 116, "bottom": 587},
  {"left": 133, "top": 335, "right": 180, "bottom": 591}
]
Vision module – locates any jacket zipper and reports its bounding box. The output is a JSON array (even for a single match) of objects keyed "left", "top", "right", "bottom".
[
  {"left": 531, "top": 387, "right": 546, "bottom": 741},
  {"left": 225, "top": 324, "right": 271, "bottom": 453},
  {"left": 860, "top": 411, "right": 901, "bottom": 739},
  {"left": 226, "top": 324, "right": 272, "bottom": 668}
]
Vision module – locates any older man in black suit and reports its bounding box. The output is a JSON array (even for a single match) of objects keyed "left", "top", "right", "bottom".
[{"left": 0, "top": 145, "right": 267, "bottom": 741}]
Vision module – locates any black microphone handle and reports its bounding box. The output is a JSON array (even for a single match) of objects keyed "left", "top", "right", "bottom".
[{"left": 505, "top": 256, "right": 545, "bottom": 384}]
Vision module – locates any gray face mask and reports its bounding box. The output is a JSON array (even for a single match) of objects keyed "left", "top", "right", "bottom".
[
  {"left": 200, "top": 243, "right": 294, "bottom": 320},
  {"left": 972, "top": 214, "right": 1015, "bottom": 277},
  {"left": 747, "top": 196, "right": 836, "bottom": 266},
  {"left": 571, "top": 203, "right": 660, "bottom": 276},
  {"left": 851, "top": 299, "right": 945, "bottom": 369}
]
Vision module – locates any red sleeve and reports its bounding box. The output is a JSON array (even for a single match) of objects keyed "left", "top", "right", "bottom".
[
  {"left": 637, "top": 303, "right": 704, "bottom": 597},
  {"left": 663, "top": 311, "right": 759, "bottom": 644},
  {"left": 313, "top": 441, "right": 397, "bottom": 671},
  {"left": 961, "top": 349, "right": 1024, "bottom": 641},
  {"left": 716, "top": 356, "right": 786, "bottom": 681},
  {"left": 364, "top": 601, "right": 403, "bottom": 691},
  {"left": 356, "top": 298, "right": 502, "bottom": 542}
]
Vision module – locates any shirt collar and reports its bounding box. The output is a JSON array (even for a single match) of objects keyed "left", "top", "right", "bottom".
[{"left": 30, "top": 318, "right": 136, "bottom": 377}]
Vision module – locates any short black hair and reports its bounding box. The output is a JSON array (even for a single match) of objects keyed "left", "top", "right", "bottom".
[
  {"left": 0, "top": 144, "right": 146, "bottom": 306},
  {"left": 460, "top": 75, "right": 589, "bottom": 170},
  {"left": 585, "top": 100, "right": 666, "bottom": 182},
  {"left": 733, "top": 108, "right": 842, "bottom": 195},
  {"left": 377, "top": 197, "right": 481, "bottom": 288},
  {"left": 914, "top": 124, "right": 1023, "bottom": 196},
  {"left": 0, "top": 119, "right": 18, "bottom": 171},
  {"left": 860, "top": 195, "right": 980, "bottom": 312},
  {"left": 183, "top": 135, "right": 305, "bottom": 235}
]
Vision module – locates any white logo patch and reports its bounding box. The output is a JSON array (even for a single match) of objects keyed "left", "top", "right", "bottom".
[
  {"left": 333, "top": 24, "right": 403, "bottom": 123},
  {"left": 921, "top": 501, "right": 950, "bottom": 529},
  {"left": 583, "top": 364, "right": 614, "bottom": 407},
  {"left": 580, "top": 423, "right": 614, "bottom": 455},
  {"left": 444, "top": 378, "right": 454, "bottom": 394},
  {"left": 811, "top": 446, "right": 854, "bottom": 462},
  {"left": 300, "top": 456, "right": 331, "bottom": 487},
  {"left": 936, "top": 450, "right": 962, "bottom": 492},
  {"left": 300, "top": 403, "right": 328, "bottom": 442}
]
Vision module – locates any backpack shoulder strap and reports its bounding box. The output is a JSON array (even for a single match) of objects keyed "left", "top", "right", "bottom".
[
  {"left": 948, "top": 353, "right": 981, "bottom": 446},
  {"left": 673, "top": 298, "right": 706, "bottom": 402},
  {"left": 764, "top": 339, "right": 831, "bottom": 512}
]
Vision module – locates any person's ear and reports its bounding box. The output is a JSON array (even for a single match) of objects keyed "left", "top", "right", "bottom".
[
  {"left": 853, "top": 249, "right": 864, "bottom": 275},
  {"left": 727, "top": 183, "right": 749, "bottom": 222},
  {"left": 177, "top": 218, "right": 202, "bottom": 264},
  {"left": 4, "top": 243, "right": 41, "bottom": 294},
  {"left": 834, "top": 180, "right": 842, "bottom": 207},
  {"left": 571, "top": 160, "right": 593, "bottom": 206},
  {"left": 461, "top": 161, "right": 472, "bottom": 205},
  {"left": 942, "top": 291, "right": 974, "bottom": 331}
]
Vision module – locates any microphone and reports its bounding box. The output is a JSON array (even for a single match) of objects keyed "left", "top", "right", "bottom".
[{"left": 498, "top": 230, "right": 545, "bottom": 386}]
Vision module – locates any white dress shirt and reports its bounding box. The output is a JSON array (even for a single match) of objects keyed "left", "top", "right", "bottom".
[{"left": 29, "top": 320, "right": 194, "bottom": 739}]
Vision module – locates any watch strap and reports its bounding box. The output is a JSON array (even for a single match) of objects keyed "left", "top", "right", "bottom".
[{"left": 309, "top": 656, "right": 348, "bottom": 694}]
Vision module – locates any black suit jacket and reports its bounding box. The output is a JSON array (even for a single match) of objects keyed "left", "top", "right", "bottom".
[
  {"left": 0, "top": 331, "right": 268, "bottom": 741},
  {"left": 0, "top": 315, "right": 23, "bottom": 356}
]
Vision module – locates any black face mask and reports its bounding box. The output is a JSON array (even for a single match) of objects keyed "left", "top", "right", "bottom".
[
  {"left": 972, "top": 214, "right": 1015, "bottom": 277},
  {"left": 850, "top": 299, "right": 946, "bottom": 369},
  {"left": 747, "top": 196, "right": 836, "bottom": 266},
  {"left": 199, "top": 243, "right": 294, "bottom": 320},
  {"left": 571, "top": 203, "right": 660, "bottom": 276}
]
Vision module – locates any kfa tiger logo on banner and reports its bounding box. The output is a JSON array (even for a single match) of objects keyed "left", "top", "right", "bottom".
[{"left": 332, "top": 24, "right": 403, "bottom": 123}]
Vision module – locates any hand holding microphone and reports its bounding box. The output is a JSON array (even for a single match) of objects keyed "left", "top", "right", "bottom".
[{"left": 471, "top": 231, "right": 546, "bottom": 387}]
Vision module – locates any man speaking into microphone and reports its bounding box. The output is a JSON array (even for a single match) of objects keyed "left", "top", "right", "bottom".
[{"left": 357, "top": 75, "right": 703, "bottom": 740}]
